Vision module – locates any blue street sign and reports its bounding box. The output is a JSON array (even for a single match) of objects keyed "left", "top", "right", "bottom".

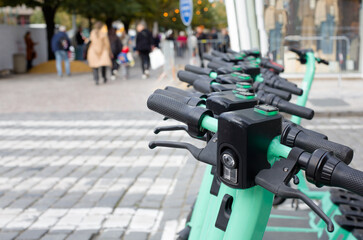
[{"left": 180, "top": 0, "right": 193, "bottom": 26}]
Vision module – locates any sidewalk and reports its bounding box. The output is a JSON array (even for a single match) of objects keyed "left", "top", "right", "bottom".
[
  {"left": 291, "top": 78, "right": 363, "bottom": 116},
  {"left": 1, "top": 62, "right": 363, "bottom": 116}
]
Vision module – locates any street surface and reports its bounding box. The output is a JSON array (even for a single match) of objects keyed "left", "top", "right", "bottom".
[{"left": 0, "top": 62, "right": 362, "bottom": 240}]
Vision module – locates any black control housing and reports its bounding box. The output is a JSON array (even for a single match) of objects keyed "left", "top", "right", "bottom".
[
  {"left": 217, "top": 107, "right": 282, "bottom": 189},
  {"left": 206, "top": 91, "right": 257, "bottom": 115}
]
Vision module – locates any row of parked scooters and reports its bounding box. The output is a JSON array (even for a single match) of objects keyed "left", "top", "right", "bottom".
[{"left": 147, "top": 48, "right": 363, "bottom": 240}]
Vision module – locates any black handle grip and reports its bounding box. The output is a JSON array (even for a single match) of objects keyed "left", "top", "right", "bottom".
[
  {"left": 320, "top": 59, "right": 329, "bottom": 65},
  {"left": 147, "top": 94, "right": 212, "bottom": 136},
  {"left": 207, "top": 58, "right": 233, "bottom": 67},
  {"left": 194, "top": 79, "right": 213, "bottom": 93},
  {"left": 275, "top": 81, "right": 303, "bottom": 96},
  {"left": 207, "top": 61, "right": 224, "bottom": 71},
  {"left": 264, "top": 86, "right": 291, "bottom": 101},
  {"left": 203, "top": 54, "right": 214, "bottom": 61},
  {"left": 164, "top": 86, "right": 207, "bottom": 99},
  {"left": 185, "top": 64, "right": 212, "bottom": 76},
  {"left": 317, "top": 58, "right": 329, "bottom": 65},
  {"left": 227, "top": 48, "right": 238, "bottom": 54},
  {"left": 164, "top": 86, "right": 195, "bottom": 97},
  {"left": 148, "top": 94, "right": 191, "bottom": 123},
  {"left": 177, "top": 71, "right": 200, "bottom": 85},
  {"left": 295, "top": 132, "right": 353, "bottom": 164},
  {"left": 321, "top": 59, "right": 329, "bottom": 65},
  {"left": 154, "top": 89, "right": 185, "bottom": 101},
  {"left": 259, "top": 92, "right": 314, "bottom": 119},
  {"left": 154, "top": 89, "right": 204, "bottom": 107},
  {"left": 289, "top": 47, "right": 302, "bottom": 56},
  {"left": 260, "top": 58, "right": 284, "bottom": 73},
  {"left": 282, "top": 120, "right": 327, "bottom": 140},
  {"left": 211, "top": 50, "right": 225, "bottom": 57},
  {"left": 254, "top": 82, "right": 291, "bottom": 101},
  {"left": 277, "top": 100, "right": 314, "bottom": 120},
  {"left": 331, "top": 162, "right": 363, "bottom": 196}
]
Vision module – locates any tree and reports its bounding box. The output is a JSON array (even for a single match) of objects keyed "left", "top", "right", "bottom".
[
  {"left": 0, "top": 0, "right": 228, "bottom": 60},
  {"left": 137, "top": 0, "right": 227, "bottom": 32},
  {"left": 65, "top": 0, "right": 142, "bottom": 32}
]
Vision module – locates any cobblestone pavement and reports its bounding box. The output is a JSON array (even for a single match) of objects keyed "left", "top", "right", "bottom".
[
  {"left": 0, "top": 111, "right": 362, "bottom": 240},
  {"left": 0, "top": 112, "right": 205, "bottom": 240}
]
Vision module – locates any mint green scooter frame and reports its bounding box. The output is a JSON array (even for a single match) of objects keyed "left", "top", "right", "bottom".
[
  {"left": 265, "top": 52, "right": 354, "bottom": 239},
  {"left": 186, "top": 116, "right": 292, "bottom": 240},
  {"left": 185, "top": 52, "right": 347, "bottom": 239},
  {"left": 290, "top": 52, "right": 316, "bottom": 125},
  {"left": 186, "top": 54, "right": 316, "bottom": 239}
]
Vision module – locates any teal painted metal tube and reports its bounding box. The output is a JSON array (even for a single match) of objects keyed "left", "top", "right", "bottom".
[
  {"left": 255, "top": 74, "right": 264, "bottom": 82},
  {"left": 188, "top": 165, "right": 215, "bottom": 240},
  {"left": 267, "top": 136, "right": 291, "bottom": 164},
  {"left": 210, "top": 72, "right": 218, "bottom": 79},
  {"left": 200, "top": 115, "right": 218, "bottom": 133},
  {"left": 291, "top": 52, "right": 316, "bottom": 125},
  {"left": 201, "top": 118, "right": 291, "bottom": 162},
  {"left": 210, "top": 81, "right": 221, "bottom": 85},
  {"left": 199, "top": 183, "right": 236, "bottom": 240},
  {"left": 269, "top": 214, "right": 307, "bottom": 220},
  {"left": 266, "top": 226, "right": 318, "bottom": 233},
  {"left": 223, "top": 186, "right": 274, "bottom": 240},
  {"left": 198, "top": 104, "right": 207, "bottom": 108},
  {"left": 287, "top": 52, "right": 328, "bottom": 199},
  {"left": 188, "top": 116, "right": 218, "bottom": 239}
]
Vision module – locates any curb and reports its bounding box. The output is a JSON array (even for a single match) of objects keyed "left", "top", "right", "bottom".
[{"left": 315, "top": 111, "right": 363, "bottom": 117}]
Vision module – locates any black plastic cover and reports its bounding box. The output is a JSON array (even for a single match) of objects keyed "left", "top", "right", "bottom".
[
  {"left": 217, "top": 108, "right": 282, "bottom": 189},
  {"left": 206, "top": 91, "right": 257, "bottom": 115}
]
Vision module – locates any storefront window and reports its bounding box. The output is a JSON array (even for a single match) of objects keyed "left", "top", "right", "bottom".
[{"left": 264, "top": 0, "right": 360, "bottom": 73}]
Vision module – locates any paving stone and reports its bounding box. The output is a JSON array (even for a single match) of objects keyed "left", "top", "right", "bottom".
[
  {"left": 123, "top": 231, "right": 149, "bottom": 240},
  {"left": 94, "top": 228, "right": 124, "bottom": 240},
  {"left": 65, "top": 229, "right": 98, "bottom": 240},
  {"left": 17, "top": 229, "right": 47, "bottom": 240},
  {"left": 40, "top": 233, "right": 68, "bottom": 240},
  {"left": 128, "top": 209, "right": 159, "bottom": 232},
  {"left": 0, "top": 232, "right": 19, "bottom": 240}
]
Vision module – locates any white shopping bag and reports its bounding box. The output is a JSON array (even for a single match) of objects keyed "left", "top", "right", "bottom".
[{"left": 150, "top": 48, "right": 165, "bottom": 70}]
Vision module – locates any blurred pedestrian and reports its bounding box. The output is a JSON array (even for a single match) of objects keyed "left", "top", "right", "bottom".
[
  {"left": 51, "top": 26, "right": 71, "bottom": 77},
  {"left": 188, "top": 32, "right": 197, "bottom": 57},
  {"left": 221, "top": 28, "right": 230, "bottom": 53},
  {"left": 75, "top": 27, "right": 85, "bottom": 60},
  {"left": 153, "top": 33, "right": 161, "bottom": 49},
  {"left": 24, "top": 31, "right": 37, "bottom": 71},
  {"left": 108, "top": 28, "right": 123, "bottom": 81},
  {"left": 196, "top": 26, "right": 207, "bottom": 67},
  {"left": 165, "top": 30, "right": 175, "bottom": 41},
  {"left": 209, "top": 28, "right": 218, "bottom": 50},
  {"left": 87, "top": 22, "right": 112, "bottom": 85},
  {"left": 187, "top": 32, "right": 198, "bottom": 65},
  {"left": 136, "top": 23, "right": 153, "bottom": 79},
  {"left": 117, "top": 46, "right": 134, "bottom": 80},
  {"left": 177, "top": 31, "right": 187, "bottom": 57}
]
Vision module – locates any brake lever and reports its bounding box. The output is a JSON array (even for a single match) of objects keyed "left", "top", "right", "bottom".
[
  {"left": 154, "top": 125, "right": 207, "bottom": 141},
  {"left": 316, "top": 58, "right": 329, "bottom": 65},
  {"left": 255, "top": 157, "right": 334, "bottom": 232},
  {"left": 149, "top": 134, "right": 218, "bottom": 166},
  {"left": 154, "top": 125, "right": 187, "bottom": 134}
]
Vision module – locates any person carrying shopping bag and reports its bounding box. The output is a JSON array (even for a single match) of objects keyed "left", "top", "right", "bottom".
[
  {"left": 87, "top": 22, "right": 112, "bottom": 85},
  {"left": 135, "top": 23, "right": 154, "bottom": 79}
]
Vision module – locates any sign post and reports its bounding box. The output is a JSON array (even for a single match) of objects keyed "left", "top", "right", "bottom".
[{"left": 180, "top": 0, "right": 193, "bottom": 26}]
